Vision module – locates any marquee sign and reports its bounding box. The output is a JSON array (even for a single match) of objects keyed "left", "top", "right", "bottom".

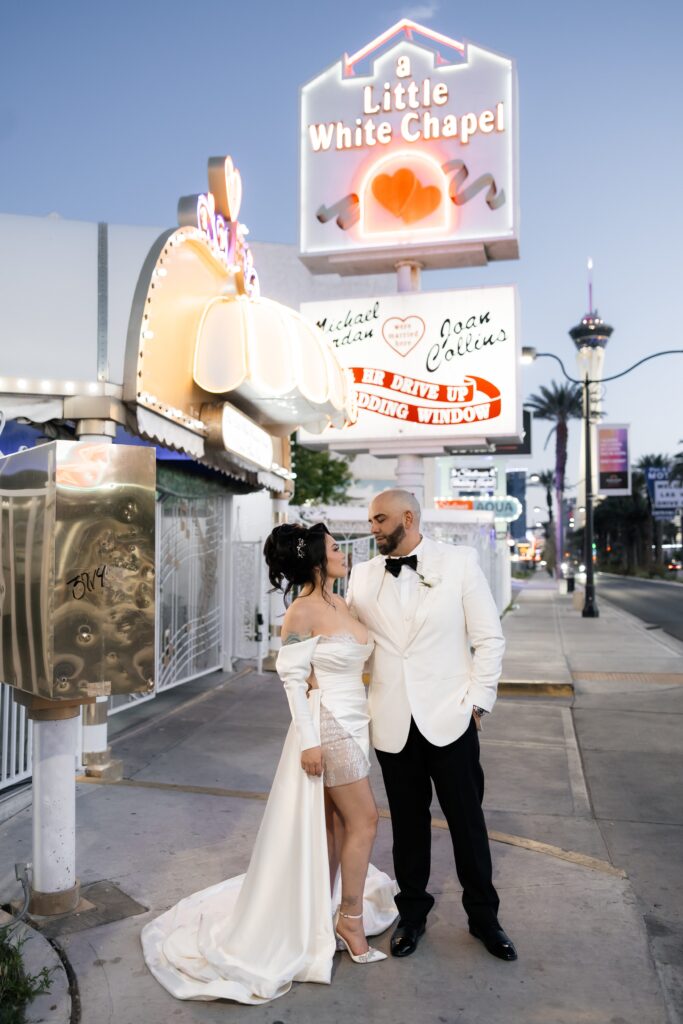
[
  {"left": 123, "top": 156, "right": 354, "bottom": 484},
  {"left": 298, "top": 285, "right": 521, "bottom": 453},
  {"left": 300, "top": 19, "right": 518, "bottom": 274}
]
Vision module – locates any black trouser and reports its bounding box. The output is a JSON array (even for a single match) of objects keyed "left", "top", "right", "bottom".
[{"left": 376, "top": 716, "right": 499, "bottom": 930}]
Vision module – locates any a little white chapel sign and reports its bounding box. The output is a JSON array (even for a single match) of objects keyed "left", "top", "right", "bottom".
[{"left": 300, "top": 19, "right": 519, "bottom": 274}]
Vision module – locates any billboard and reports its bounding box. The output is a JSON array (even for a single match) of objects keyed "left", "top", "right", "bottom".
[
  {"left": 597, "top": 424, "right": 631, "bottom": 496},
  {"left": 300, "top": 19, "right": 518, "bottom": 274},
  {"left": 298, "top": 285, "right": 520, "bottom": 453}
]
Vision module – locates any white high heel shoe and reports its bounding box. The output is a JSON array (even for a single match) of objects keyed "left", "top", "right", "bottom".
[{"left": 334, "top": 909, "right": 387, "bottom": 964}]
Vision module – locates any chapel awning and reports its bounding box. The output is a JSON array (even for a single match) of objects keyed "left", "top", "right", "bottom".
[{"left": 192, "top": 294, "right": 354, "bottom": 435}]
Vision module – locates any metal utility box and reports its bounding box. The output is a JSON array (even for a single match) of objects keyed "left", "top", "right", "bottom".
[{"left": 0, "top": 441, "right": 156, "bottom": 700}]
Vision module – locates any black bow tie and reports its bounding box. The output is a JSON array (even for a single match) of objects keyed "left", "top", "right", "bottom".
[{"left": 385, "top": 554, "right": 418, "bottom": 577}]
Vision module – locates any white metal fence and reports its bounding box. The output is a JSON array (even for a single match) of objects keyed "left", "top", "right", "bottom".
[
  {"left": 110, "top": 494, "right": 226, "bottom": 715},
  {"left": 0, "top": 682, "right": 32, "bottom": 790},
  {"left": 232, "top": 541, "right": 268, "bottom": 670},
  {"left": 334, "top": 536, "right": 377, "bottom": 598},
  {"left": 156, "top": 494, "right": 224, "bottom": 690}
]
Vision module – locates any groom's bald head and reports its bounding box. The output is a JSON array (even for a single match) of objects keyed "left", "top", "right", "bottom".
[
  {"left": 368, "top": 489, "right": 422, "bottom": 555},
  {"left": 373, "top": 489, "right": 421, "bottom": 522}
]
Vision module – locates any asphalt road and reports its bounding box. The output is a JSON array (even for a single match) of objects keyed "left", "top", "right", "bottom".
[{"left": 596, "top": 572, "right": 683, "bottom": 642}]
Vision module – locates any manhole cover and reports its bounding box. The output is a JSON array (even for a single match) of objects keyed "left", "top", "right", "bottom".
[{"left": 31, "top": 881, "right": 148, "bottom": 938}]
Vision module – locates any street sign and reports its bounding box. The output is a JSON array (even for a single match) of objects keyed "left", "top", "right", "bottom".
[
  {"left": 450, "top": 466, "right": 497, "bottom": 494},
  {"left": 654, "top": 481, "right": 683, "bottom": 509},
  {"left": 645, "top": 466, "right": 669, "bottom": 500}
]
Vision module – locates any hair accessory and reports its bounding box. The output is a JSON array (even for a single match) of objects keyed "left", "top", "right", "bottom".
[{"left": 296, "top": 537, "right": 306, "bottom": 559}]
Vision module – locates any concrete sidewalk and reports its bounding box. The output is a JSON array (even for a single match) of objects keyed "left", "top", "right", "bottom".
[{"left": 0, "top": 575, "right": 680, "bottom": 1024}]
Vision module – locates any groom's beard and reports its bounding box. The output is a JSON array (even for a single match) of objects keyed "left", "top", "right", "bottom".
[{"left": 376, "top": 523, "right": 406, "bottom": 555}]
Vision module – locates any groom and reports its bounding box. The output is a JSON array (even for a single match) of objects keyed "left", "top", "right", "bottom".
[{"left": 347, "top": 489, "right": 516, "bottom": 962}]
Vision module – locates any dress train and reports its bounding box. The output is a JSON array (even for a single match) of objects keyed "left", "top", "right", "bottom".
[{"left": 141, "top": 689, "right": 397, "bottom": 1004}]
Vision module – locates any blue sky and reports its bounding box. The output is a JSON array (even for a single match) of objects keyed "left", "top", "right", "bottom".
[{"left": 2, "top": 0, "right": 682, "bottom": 483}]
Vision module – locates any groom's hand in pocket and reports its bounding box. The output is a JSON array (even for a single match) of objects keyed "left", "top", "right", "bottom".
[{"left": 301, "top": 746, "right": 323, "bottom": 777}]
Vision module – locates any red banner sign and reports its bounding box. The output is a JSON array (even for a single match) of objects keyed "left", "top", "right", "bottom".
[{"left": 351, "top": 367, "right": 501, "bottom": 424}]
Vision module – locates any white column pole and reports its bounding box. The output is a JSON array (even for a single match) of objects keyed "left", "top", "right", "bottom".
[
  {"left": 395, "top": 262, "right": 426, "bottom": 507},
  {"left": 21, "top": 702, "right": 82, "bottom": 916},
  {"left": 396, "top": 453, "right": 426, "bottom": 508}
]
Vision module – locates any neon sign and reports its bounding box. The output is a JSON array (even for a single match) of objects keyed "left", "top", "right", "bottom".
[
  {"left": 300, "top": 19, "right": 518, "bottom": 274},
  {"left": 178, "top": 156, "right": 258, "bottom": 297}
]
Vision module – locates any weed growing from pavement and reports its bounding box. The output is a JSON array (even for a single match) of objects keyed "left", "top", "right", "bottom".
[{"left": 0, "top": 921, "right": 54, "bottom": 1024}]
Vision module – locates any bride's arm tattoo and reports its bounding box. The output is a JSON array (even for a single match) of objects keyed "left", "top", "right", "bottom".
[{"left": 283, "top": 630, "right": 313, "bottom": 645}]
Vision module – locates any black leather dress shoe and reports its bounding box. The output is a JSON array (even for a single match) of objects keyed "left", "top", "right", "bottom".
[
  {"left": 468, "top": 924, "right": 518, "bottom": 961},
  {"left": 390, "top": 920, "right": 426, "bottom": 957}
]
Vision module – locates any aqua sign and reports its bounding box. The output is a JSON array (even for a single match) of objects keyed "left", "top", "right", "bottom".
[{"left": 473, "top": 496, "right": 522, "bottom": 521}]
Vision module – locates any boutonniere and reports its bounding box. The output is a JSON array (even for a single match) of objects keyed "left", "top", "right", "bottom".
[{"left": 416, "top": 571, "right": 440, "bottom": 589}]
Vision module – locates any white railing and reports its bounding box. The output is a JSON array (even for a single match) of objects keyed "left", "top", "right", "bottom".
[
  {"left": 334, "top": 537, "right": 377, "bottom": 599},
  {"left": 0, "top": 682, "right": 32, "bottom": 791},
  {"left": 109, "top": 493, "right": 227, "bottom": 715},
  {"left": 290, "top": 505, "right": 509, "bottom": 612}
]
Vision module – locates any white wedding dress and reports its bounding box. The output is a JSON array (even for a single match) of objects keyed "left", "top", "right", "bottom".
[{"left": 141, "top": 634, "right": 398, "bottom": 1004}]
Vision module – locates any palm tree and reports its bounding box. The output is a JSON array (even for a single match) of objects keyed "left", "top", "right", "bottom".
[
  {"left": 534, "top": 469, "right": 556, "bottom": 574},
  {"left": 535, "top": 469, "right": 555, "bottom": 524},
  {"left": 526, "top": 382, "right": 583, "bottom": 577},
  {"left": 594, "top": 472, "right": 651, "bottom": 574},
  {"left": 637, "top": 453, "right": 671, "bottom": 567}
]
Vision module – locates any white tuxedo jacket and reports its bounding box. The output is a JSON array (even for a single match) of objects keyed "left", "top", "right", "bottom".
[{"left": 347, "top": 538, "right": 505, "bottom": 753}]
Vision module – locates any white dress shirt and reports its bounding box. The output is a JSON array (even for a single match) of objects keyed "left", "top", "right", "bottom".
[{"left": 384, "top": 537, "right": 426, "bottom": 611}]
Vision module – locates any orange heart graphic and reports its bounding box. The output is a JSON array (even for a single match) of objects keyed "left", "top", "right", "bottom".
[
  {"left": 371, "top": 167, "right": 441, "bottom": 224},
  {"left": 372, "top": 168, "right": 417, "bottom": 218},
  {"left": 402, "top": 184, "right": 441, "bottom": 224}
]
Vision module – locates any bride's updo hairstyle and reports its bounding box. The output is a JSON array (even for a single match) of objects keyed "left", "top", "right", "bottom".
[{"left": 263, "top": 522, "right": 330, "bottom": 603}]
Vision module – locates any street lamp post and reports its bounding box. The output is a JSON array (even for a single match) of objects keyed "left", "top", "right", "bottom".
[
  {"left": 582, "top": 373, "right": 598, "bottom": 616},
  {"left": 521, "top": 347, "right": 683, "bottom": 619}
]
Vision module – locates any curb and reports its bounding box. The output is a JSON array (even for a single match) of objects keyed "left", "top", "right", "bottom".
[
  {"left": 0, "top": 909, "right": 71, "bottom": 1024},
  {"left": 598, "top": 571, "right": 683, "bottom": 589}
]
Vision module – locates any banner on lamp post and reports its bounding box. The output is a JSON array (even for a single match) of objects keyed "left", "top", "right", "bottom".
[{"left": 597, "top": 424, "right": 631, "bottom": 496}]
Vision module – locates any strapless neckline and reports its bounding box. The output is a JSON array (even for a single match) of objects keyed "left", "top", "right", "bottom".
[{"left": 316, "top": 632, "right": 371, "bottom": 647}]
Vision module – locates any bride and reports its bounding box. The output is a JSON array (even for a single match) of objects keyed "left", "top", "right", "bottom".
[{"left": 141, "top": 522, "right": 397, "bottom": 1004}]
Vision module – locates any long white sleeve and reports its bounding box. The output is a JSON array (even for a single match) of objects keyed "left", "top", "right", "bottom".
[{"left": 275, "top": 637, "right": 321, "bottom": 752}]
